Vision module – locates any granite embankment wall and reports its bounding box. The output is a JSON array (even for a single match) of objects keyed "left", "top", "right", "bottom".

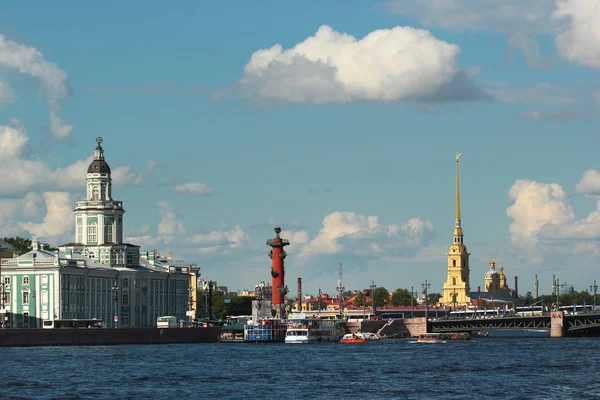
[
  {"left": 341, "top": 321, "right": 386, "bottom": 334},
  {"left": 342, "top": 319, "right": 427, "bottom": 337},
  {"left": 0, "top": 327, "right": 220, "bottom": 347}
]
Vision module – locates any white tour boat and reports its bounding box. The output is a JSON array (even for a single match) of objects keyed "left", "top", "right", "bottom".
[{"left": 285, "top": 314, "right": 344, "bottom": 344}]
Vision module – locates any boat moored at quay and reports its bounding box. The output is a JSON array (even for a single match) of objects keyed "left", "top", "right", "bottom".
[
  {"left": 340, "top": 332, "right": 380, "bottom": 344},
  {"left": 284, "top": 314, "right": 344, "bottom": 344},
  {"left": 416, "top": 332, "right": 471, "bottom": 343},
  {"left": 244, "top": 318, "right": 288, "bottom": 343}
]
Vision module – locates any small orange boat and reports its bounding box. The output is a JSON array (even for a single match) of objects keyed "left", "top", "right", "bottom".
[{"left": 340, "top": 332, "right": 379, "bottom": 343}]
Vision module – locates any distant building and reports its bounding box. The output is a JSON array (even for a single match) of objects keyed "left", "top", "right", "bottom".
[
  {"left": 0, "top": 239, "right": 17, "bottom": 259},
  {"left": 0, "top": 138, "right": 192, "bottom": 328}
]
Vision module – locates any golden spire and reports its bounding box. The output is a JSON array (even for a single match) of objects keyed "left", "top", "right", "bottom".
[{"left": 455, "top": 152, "right": 461, "bottom": 226}]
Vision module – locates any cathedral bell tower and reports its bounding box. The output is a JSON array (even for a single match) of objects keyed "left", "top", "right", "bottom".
[{"left": 441, "top": 153, "right": 471, "bottom": 307}]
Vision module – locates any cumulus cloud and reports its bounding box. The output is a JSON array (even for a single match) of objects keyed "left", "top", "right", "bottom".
[
  {"left": 239, "top": 25, "right": 488, "bottom": 104},
  {"left": 0, "top": 123, "right": 146, "bottom": 194},
  {"left": 0, "top": 192, "right": 42, "bottom": 226},
  {"left": 506, "top": 180, "right": 575, "bottom": 246},
  {"left": 187, "top": 226, "right": 251, "bottom": 254},
  {"left": 553, "top": 0, "right": 600, "bottom": 69},
  {"left": 112, "top": 165, "right": 145, "bottom": 186},
  {"left": 576, "top": 170, "right": 600, "bottom": 196},
  {"left": 0, "top": 34, "right": 73, "bottom": 139},
  {"left": 157, "top": 201, "right": 186, "bottom": 236},
  {"left": 174, "top": 182, "right": 215, "bottom": 196},
  {"left": 289, "top": 211, "right": 435, "bottom": 258},
  {"left": 505, "top": 177, "right": 600, "bottom": 274},
  {"left": 20, "top": 192, "right": 73, "bottom": 240}
]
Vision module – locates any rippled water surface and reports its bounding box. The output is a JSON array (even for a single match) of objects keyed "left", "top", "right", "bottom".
[{"left": 3, "top": 337, "right": 600, "bottom": 399}]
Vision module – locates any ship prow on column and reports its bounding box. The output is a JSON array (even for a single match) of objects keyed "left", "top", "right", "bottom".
[{"left": 243, "top": 227, "right": 290, "bottom": 342}]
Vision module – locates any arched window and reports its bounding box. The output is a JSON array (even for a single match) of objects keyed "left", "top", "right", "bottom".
[
  {"left": 88, "top": 222, "right": 98, "bottom": 243},
  {"left": 116, "top": 250, "right": 124, "bottom": 264},
  {"left": 105, "top": 223, "right": 113, "bottom": 243},
  {"left": 76, "top": 221, "right": 82, "bottom": 243},
  {"left": 452, "top": 260, "right": 456, "bottom": 267},
  {"left": 452, "top": 277, "right": 456, "bottom": 285},
  {"left": 92, "top": 186, "right": 99, "bottom": 201}
]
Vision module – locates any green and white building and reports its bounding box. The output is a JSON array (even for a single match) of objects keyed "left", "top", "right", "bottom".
[{"left": 0, "top": 138, "right": 193, "bottom": 328}]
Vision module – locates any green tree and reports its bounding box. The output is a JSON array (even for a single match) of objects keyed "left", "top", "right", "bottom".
[
  {"left": 427, "top": 292, "right": 441, "bottom": 305},
  {"left": 373, "top": 287, "right": 389, "bottom": 307},
  {"left": 391, "top": 288, "right": 412, "bottom": 306},
  {"left": 211, "top": 291, "right": 227, "bottom": 320},
  {"left": 353, "top": 292, "right": 365, "bottom": 307},
  {"left": 2, "top": 237, "right": 57, "bottom": 253}
]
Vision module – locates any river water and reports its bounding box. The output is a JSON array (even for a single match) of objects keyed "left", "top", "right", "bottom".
[{"left": 3, "top": 337, "right": 599, "bottom": 399}]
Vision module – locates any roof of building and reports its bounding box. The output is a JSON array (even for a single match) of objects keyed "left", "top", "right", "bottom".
[{"left": 0, "top": 238, "right": 15, "bottom": 251}]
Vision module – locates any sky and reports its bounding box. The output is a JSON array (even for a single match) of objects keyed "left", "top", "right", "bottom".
[{"left": 1, "top": 0, "right": 599, "bottom": 297}]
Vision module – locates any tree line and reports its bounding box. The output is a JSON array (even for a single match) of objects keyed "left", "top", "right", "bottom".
[{"left": 2, "top": 237, "right": 57, "bottom": 254}]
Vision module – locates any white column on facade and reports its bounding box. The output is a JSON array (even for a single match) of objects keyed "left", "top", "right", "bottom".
[
  {"left": 82, "top": 214, "right": 88, "bottom": 245},
  {"left": 98, "top": 214, "right": 105, "bottom": 245},
  {"left": 54, "top": 271, "right": 60, "bottom": 320},
  {"left": 35, "top": 275, "right": 40, "bottom": 328}
]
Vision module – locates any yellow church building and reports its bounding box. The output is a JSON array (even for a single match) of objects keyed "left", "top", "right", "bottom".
[{"left": 440, "top": 153, "right": 471, "bottom": 308}]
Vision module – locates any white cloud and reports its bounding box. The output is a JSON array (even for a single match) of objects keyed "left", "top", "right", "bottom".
[
  {"left": 157, "top": 201, "right": 186, "bottom": 236},
  {"left": 507, "top": 32, "right": 549, "bottom": 68},
  {"left": 383, "top": 0, "right": 560, "bottom": 34},
  {"left": 576, "top": 170, "right": 600, "bottom": 196},
  {"left": 505, "top": 177, "right": 600, "bottom": 276},
  {"left": 174, "top": 182, "right": 215, "bottom": 196},
  {"left": 292, "top": 211, "right": 435, "bottom": 258},
  {"left": 516, "top": 109, "right": 587, "bottom": 120},
  {"left": 0, "top": 34, "right": 72, "bottom": 139},
  {"left": 0, "top": 192, "right": 41, "bottom": 226},
  {"left": 506, "top": 180, "right": 575, "bottom": 246},
  {"left": 240, "top": 25, "right": 488, "bottom": 104},
  {"left": 0, "top": 79, "right": 13, "bottom": 106},
  {"left": 0, "top": 124, "right": 146, "bottom": 194},
  {"left": 553, "top": 0, "right": 600, "bottom": 69},
  {"left": 187, "top": 226, "right": 250, "bottom": 254},
  {"left": 112, "top": 165, "right": 144, "bottom": 186},
  {"left": 20, "top": 191, "right": 73, "bottom": 240}
]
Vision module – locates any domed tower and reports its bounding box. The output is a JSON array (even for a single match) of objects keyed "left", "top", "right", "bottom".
[
  {"left": 61, "top": 137, "right": 138, "bottom": 267},
  {"left": 485, "top": 259, "right": 501, "bottom": 294},
  {"left": 441, "top": 153, "right": 471, "bottom": 307}
]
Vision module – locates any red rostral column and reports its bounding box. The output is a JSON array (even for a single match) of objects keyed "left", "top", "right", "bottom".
[{"left": 267, "top": 227, "right": 289, "bottom": 318}]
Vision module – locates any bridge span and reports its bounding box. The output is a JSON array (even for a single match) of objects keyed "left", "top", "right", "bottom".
[{"left": 429, "top": 311, "right": 600, "bottom": 337}]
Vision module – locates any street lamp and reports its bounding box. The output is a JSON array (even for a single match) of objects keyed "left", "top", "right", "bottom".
[
  {"left": 370, "top": 281, "right": 376, "bottom": 317},
  {"left": 112, "top": 280, "right": 119, "bottom": 328},
  {"left": 452, "top": 287, "right": 457, "bottom": 313},
  {"left": 422, "top": 279, "right": 431, "bottom": 321},
  {"left": 410, "top": 286, "right": 414, "bottom": 318},
  {"left": 590, "top": 280, "right": 598, "bottom": 309},
  {"left": 555, "top": 278, "right": 564, "bottom": 311}
]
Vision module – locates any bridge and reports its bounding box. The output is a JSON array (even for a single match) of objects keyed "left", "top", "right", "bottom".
[{"left": 428, "top": 311, "right": 600, "bottom": 337}]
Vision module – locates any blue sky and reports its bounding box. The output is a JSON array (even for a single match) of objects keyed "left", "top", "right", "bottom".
[{"left": 1, "top": 1, "right": 599, "bottom": 297}]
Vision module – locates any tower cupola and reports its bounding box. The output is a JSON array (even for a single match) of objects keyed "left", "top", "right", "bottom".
[{"left": 87, "top": 137, "right": 111, "bottom": 174}]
